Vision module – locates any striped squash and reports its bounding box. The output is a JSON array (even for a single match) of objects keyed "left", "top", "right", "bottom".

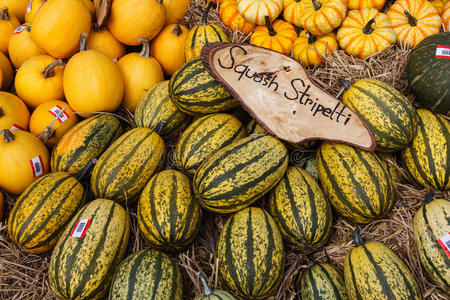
[
  {"left": 413, "top": 195, "right": 450, "bottom": 292},
  {"left": 246, "top": 118, "right": 267, "bottom": 135},
  {"left": 8, "top": 172, "right": 85, "bottom": 254},
  {"left": 49, "top": 199, "right": 130, "bottom": 300},
  {"left": 196, "top": 273, "right": 236, "bottom": 300},
  {"left": 317, "top": 142, "right": 395, "bottom": 224},
  {"left": 175, "top": 113, "right": 246, "bottom": 176},
  {"left": 304, "top": 156, "right": 319, "bottom": 181},
  {"left": 51, "top": 114, "right": 122, "bottom": 174},
  {"left": 194, "top": 134, "right": 289, "bottom": 213},
  {"left": 134, "top": 80, "right": 191, "bottom": 138},
  {"left": 217, "top": 207, "right": 284, "bottom": 299},
  {"left": 401, "top": 109, "right": 450, "bottom": 190},
  {"left": 377, "top": 152, "right": 401, "bottom": 188},
  {"left": 137, "top": 170, "right": 201, "bottom": 251},
  {"left": 268, "top": 166, "right": 332, "bottom": 253},
  {"left": 169, "top": 58, "right": 238, "bottom": 116},
  {"left": 299, "top": 263, "right": 348, "bottom": 300},
  {"left": 109, "top": 249, "right": 183, "bottom": 300},
  {"left": 344, "top": 228, "right": 422, "bottom": 299},
  {"left": 91, "top": 128, "right": 165, "bottom": 205},
  {"left": 341, "top": 79, "right": 417, "bottom": 152}
]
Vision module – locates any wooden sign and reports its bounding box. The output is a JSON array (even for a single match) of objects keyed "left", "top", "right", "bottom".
[{"left": 201, "top": 43, "right": 376, "bottom": 151}]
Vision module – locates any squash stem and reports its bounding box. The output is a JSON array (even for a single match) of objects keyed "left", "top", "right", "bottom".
[
  {"left": 80, "top": 32, "right": 89, "bottom": 51},
  {"left": 312, "top": 0, "right": 322, "bottom": 10},
  {"left": 0, "top": 7, "right": 9, "bottom": 20},
  {"left": 138, "top": 38, "right": 150, "bottom": 58},
  {"left": 198, "top": 272, "right": 213, "bottom": 296},
  {"left": 42, "top": 59, "right": 64, "bottom": 78},
  {"left": 424, "top": 192, "right": 434, "bottom": 204},
  {"left": 92, "top": 22, "right": 102, "bottom": 32},
  {"left": 74, "top": 159, "right": 97, "bottom": 181},
  {"left": 172, "top": 24, "right": 183, "bottom": 36},
  {"left": 306, "top": 32, "right": 316, "bottom": 44},
  {"left": 0, "top": 129, "right": 14, "bottom": 143},
  {"left": 265, "top": 16, "right": 277, "bottom": 36},
  {"left": 0, "top": 107, "right": 4, "bottom": 118},
  {"left": 363, "top": 18, "right": 376, "bottom": 34},
  {"left": 404, "top": 10, "right": 417, "bottom": 27},
  {"left": 353, "top": 227, "right": 364, "bottom": 246},
  {"left": 26, "top": 25, "right": 31, "bottom": 32},
  {"left": 202, "top": 1, "right": 214, "bottom": 25},
  {"left": 306, "top": 253, "right": 317, "bottom": 265},
  {"left": 338, "top": 78, "right": 352, "bottom": 90}
]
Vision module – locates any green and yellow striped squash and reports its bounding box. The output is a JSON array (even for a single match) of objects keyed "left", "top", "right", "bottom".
[
  {"left": 401, "top": 109, "right": 450, "bottom": 190},
  {"left": 196, "top": 273, "right": 236, "bottom": 300},
  {"left": 341, "top": 79, "right": 418, "bottom": 152},
  {"left": 377, "top": 152, "right": 401, "bottom": 188},
  {"left": 217, "top": 207, "right": 284, "bottom": 299},
  {"left": 344, "top": 228, "right": 423, "bottom": 300},
  {"left": 299, "top": 263, "right": 348, "bottom": 300},
  {"left": 194, "top": 134, "right": 289, "bottom": 213},
  {"left": 51, "top": 114, "right": 122, "bottom": 174},
  {"left": 8, "top": 172, "right": 85, "bottom": 254},
  {"left": 413, "top": 195, "right": 450, "bottom": 292},
  {"left": 109, "top": 248, "right": 183, "bottom": 300},
  {"left": 317, "top": 142, "right": 395, "bottom": 224},
  {"left": 169, "top": 58, "right": 238, "bottom": 116},
  {"left": 268, "top": 166, "right": 332, "bottom": 253},
  {"left": 304, "top": 155, "right": 319, "bottom": 181},
  {"left": 175, "top": 113, "right": 246, "bottom": 176},
  {"left": 134, "top": 80, "right": 191, "bottom": 138},
  {"left": 91, "top": 128, "right": 165, "bottom": 205},
  {"left": 137, "top": 170, "right": 201, "bottom": 251},
  {"left": 49, "top": 199, "right": 130, "bottom": 300}
]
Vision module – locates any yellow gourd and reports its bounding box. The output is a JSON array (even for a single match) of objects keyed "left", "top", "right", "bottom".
[
  {"left": 87, "top": 23, "right": 125, "bottom": 62},
  {"left": 0, "top": 0, "right": 29, "bottom": 21},
  {"left": 8, "top": 23, "right": 46, "bottom": 68},
  {"left": 237, "top": 0, "right": 283, "bottom": 25},
  {"left": 24, "top": 0, "right": 45, "bottom": 22},
  {"left": 219, "top": 0, "right": 256, "bottom": 34},
  {"left": 0, "top": 7, "right": 20, "bottom": 53},
  {"left": 443, "top": 1, "right": 450, "bottom": 31},
  {"left": 293, "top": 31, "right": 339, "bottom": 66},
  {"left": 430, "top": 0, "right": 445, "bottom": 15},
  {"left": 0, "top": 51, "right": 13, "bottom": 90},
  {"left": 298, "top": 0, "right": 348, "bottom": 36},
  {"left": 283, "top": 0, "right": 303, "bottom": 27},
  {"left": 163, "top": 0, "right": 190, "bottom": 24},
  {"left": 348, "top": 0, "right": 386, "bottom": 10},
  {"left": 0, "top": 91, "right": 30, "bottom": 131}
]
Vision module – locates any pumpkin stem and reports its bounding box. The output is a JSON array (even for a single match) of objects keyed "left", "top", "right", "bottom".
[
  {"left": 138, "top": 38, "right": 150, "bottom": 58},
  {"left": 353, "top": 227, "right": 364, "bottom": 246},
  {"left": 26, "top": 25, "right": 31, "bottom": 32},
  {"left": 338, "top": 78, "right": 352, "bottom": 90},
  {"left": 0, "top": 107, "right": 3, "bottom": 118},
  {"left": 0, "top": 6, "right": 9, "bottom": 20},
  {"left": 74, "top": 158, "right": 97, "bottom": 181},
  {"left": 80, "top": 32, "right": 89, "bottom": 51},
  {"left": 92, "top": 22, "right": 102, "bottom": 32},
  {"left": 363, "top": 18, "right": 376, "bottom": 34},
  {"left": 172, "top": 24, "right": 183, "bottom": 36},
  {"left": 312, "top": 0, "right": 322, "bottom": 10},
  {"left": 198, "top": 272, "right": 213, "bottom": 296},
  {"left": 36, "top": 107, "right": 67, "bottom": 143},
  {"left": 202, "top": 1, "right": 214, "bottom": 25},
  {"left": 42, "top": 59, "right": 64, "bottom": 78},
  {"left": 404, "top": 10, "right": 417, "bottom": 27},
  {"left": 265, "top": 16, "right": 277, "bottom": 36},
  {"left": 306, "top": 32, "right": 316, "bottom": 44},
  {"left": 0, "top": 129, "right": 14, "bottom": 143},
  {"left": 424, "top": 192, "right": 434, "bottom": 204}
]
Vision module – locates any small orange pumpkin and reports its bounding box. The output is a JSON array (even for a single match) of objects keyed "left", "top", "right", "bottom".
[
  {"left": 24, "top": 0, "right": 45, "bottom": 23},
  {"left": 8, "top": 23, "right": 46, "bottom": 68},
  {"left": 443, "top": 1, "right": 450, "bottom": 31},
  {"left": 0, "top": 0, "right": 29, "bottom": 21},
  {"left": 220, "top": 0, "right": 256, "bottom": 34},
  {"left": 387, "top": 0, "right": 441, "bottom": 48},
  {"left": 430, "top": 0, "right": 445, "bottom": 15},
  {"left": 348, "top": 0, "right": 386, "bottom": 10},
  {"left": 293, "top": 30, "right": 339, "bottom": 66},
  {"left": 15, "top": 55, "right": 64, "bottom": 108},
  {"left": 0, "top": 7, "right": 20, "bottom": 53},
  {"left": 250, "top": 16, "right": 298, "bottom": 55},
  {"left": 0, "top": 51, "right": 13, "bottom": 90},
  {"left": 283, "top": 0, "right": 303, "bottom": 27},
  {"left": 237, "top": 0, "right": 283, "bottom": 25},
  {"left": 298, "top": 0, "right": 347, "bottom": 36},
  {"left": 87, "top": 23, "right": 125, "bottom": 62},
  {"left": 163, "top": 0, "right": 190, "bottom": 24},
  {"left": 0, "top": 91, "right": 30, "bottom": 131}
]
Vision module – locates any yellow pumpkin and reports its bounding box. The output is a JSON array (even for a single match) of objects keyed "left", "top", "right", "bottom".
[
  {"left": 250, "top": 16, "right": 298, "bottom": 55},
  {"left": 0, "top": 51, "right": 13, "bottom": 90},
  {"left": 8, "top": 23, "right": 46, "bottom": 68},
  {"left": 29, "top": 100, "right": 78, "bottom": 146},
  {"left": 430, "top": 0, "right": 445, "bottom": 15},
  {"left": 0, "top": 191, "right": 3, "bottom": 221},
  {"left": 293, "top": 30, "right": 339, "bottom": 66},
  {"left": 150, "top": 23, "right": 188, "bottom": 76},
  {"left": 87, "top": 24, "right": 125, "bottom": 62},
  {"left": 283, "top": 0, "right": 303, "bottom": 27},
  {"left": 387, "top": 0, "right": 441, "bottom": 48},
  {"left": 31, "top": 0, "right": 91, "bottom": 58},
  {"left": 0, "top": 129, "right": 49, "bottom": 194},
  {"left": 220, "top": 0, "right": 256, "bottom": 34},
  {"left": 163, "top": 0, "right": 190, "bottom": 24},
  {"left": 80, "top": 0, "right": 94, "bottom": 14},
  {"left": 24, "top": 0, "right": 45, "bottom": 23},
  {"left": 0, "top": 7, "right": 20, "bottom": 53},
  {"left": 348, "top": 0, "right": 386, "bottom": 10},
  {"left": 237, "top": 0, "right": 283, "bottom": 25},
  {"left": 337, "top": 8, "right": 396, "bottom": 58},
  {"left": 298, "top": 0, "right": 347, "bottom": 36},
  {"left": 108, "top": 0, "right": 165, "bottom": 46},
  {"left": 117, "top": 38, "right": 164, "bottom": 112},
  {"left": 0, "top": 91, "right": 30, "bottom": 131},
  {"left": 443, "top": 1, "right": 450, "bottom": 31},
  {"left": 64, "top": 33, "right": 124, "bottom": 118},
  {"left": 15, "top": 55, "right": 64, "bottom": 108},
  {"left": 0, "top": 0, "right": 29, "bottom": 21}
]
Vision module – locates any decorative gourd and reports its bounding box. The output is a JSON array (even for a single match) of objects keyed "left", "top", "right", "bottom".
[
  {"left": 80, "top": 0, "right": 94, "bottom": 14},
  {"left": 31, "top": 0, "right": 91, "bottom": 58},
  {"left": 0, "top": 0, "right": 29, "bottom": 21},
  {"left": 0, "top": 51, "right": 13, "bottom": 90},
  {"left": 443, "top": 2, "right": 450, "bottom": 31},
  {"left": 29, "top": 100, "right": 78, "bottom": 146},
  {"left": 108, "top": 0, "right": 165, "bottom": 45},
  {"left": 15, "top": 55, "right": 64, "bottom": 108},
  {"left": 246, "top": 118, "right": 267, "bottom": 135},
  {"left": 0, "top": 91, "right": 29, "bottom": 131},
  {"left": 220, "top": 0, "right": 256, "bottom": 35},
  {"left": 150, "top": 23, "right": 188, "bottom": 76},
  {"left": 348, "top": 0, "right": 385, "bottom": 10},
  {"left": 337, "top": 8, "right": 396, "bottom": 58},
  {"left": 237, "top": 0, "right": 283, "bottom": 25},
  {"left": 86, "top": 24, "right": 125, "bottom": 62},
  {"left": 195, "top": 273, "right": 236, "bottom": 300},
  {"left": 117, "top": 38, "right": 164, "bottom": 112},
  {"left": 430, "top": 0, "right": 445, "bottom": 14},
  {"left": 292, "top": 31, "right": 339, "bottom": 66},
  {"left": 64, "top": 33, "right": 124, "bottom": 118},
  {"left": 184, "top": 1, "right": 230, "bottom": 62},
  {"left": 299, "top": 262, "right": 348, "bottom": 299},
  {"left": 376, "top": 151, "right": 401, "bottom": 188},
  {"left": 0, "top": 129, "right": 49, "bottom": 194},
  {"left": 163, "top": 0, "right": 190, "bottom": 24},
  {"left": 387, "top": 0, "right": 441, "bottom": 48},
  {"left": 298, "top": 0, "right": 347, "bottom": 36},
  {"left": 250, "top": 16, "right": 298, "bottom": 55},
  {"left": 283, "top": 0, "right": 303, "bottom": 27},
  {"left": 8, "top": 23, "right": 46, "bottom": 68},
  {"left": 0, "top": 7, "right": 20, "bottom": 53},
  {"left": 24, "top": 0, "right": 45, "bottom": 23}
]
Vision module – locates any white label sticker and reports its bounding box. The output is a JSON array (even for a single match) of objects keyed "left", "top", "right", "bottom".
[
  {"left": 13, "top": 25, "right": 27, "bottom": 34},
  {"left": 26, "top": 0, "right": 32, "bottom": 13},
  {"left": 48, "top": 105, "right": 69, "bottom": 123},
  {"left": 30, "top": 155, "right": 44, "bottom": 177},
  {"left": 436, "top": 45, "right": 450, "bottom": 59},
  {"left": 10, "top": 124, "right": 24, "bottom": 131},
  {"left": 70, "top": 219, "right": 91, "bottom": 238},
  {"left": 438, "top": 233, "right": 450, "bottom": 257}
]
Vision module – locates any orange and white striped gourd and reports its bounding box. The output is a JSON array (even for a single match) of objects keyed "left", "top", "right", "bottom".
[
  {"left": 298, "top": 0, "right": 348, "bottom": 36},
  {"left": 348, "top": 0, "right": 386, "bottom": 10},
  {"left": 283, "top": 0, "right": 303, "bottom": 27},
  {"left": 430, "top": 0, "right": 446, "bottom": 15},
  {"left": 293, "top": 31, "right": 339, "bottom": 66},
  {"left": 220, "top": 0, "right": 256, "bottom": 34},
  {"left": 237, "top": 0, "right": 283, "bottom": 25},
  {"left": 443, "top": 1, "right": 450, "bottom": 31}
]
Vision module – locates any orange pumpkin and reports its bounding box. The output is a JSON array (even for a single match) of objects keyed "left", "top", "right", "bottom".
[
  {"left": 299, "top": 0, "right": 347, "bottom": 36},
  {"left": 0, "top": 7, "right": 20, "bottom": 53},
  {"left": 348, "top": 0, "right": 386, "bottom": 10},
  {"left": 163, "top": 0, "right": 190, "bottom": 24},
  {"left": 108, "top": 0, "right": 166, "bottom": 46},
  {"left": 150, "top": 23, "right": 188, "bottom": 76},
  {"left": 80, "top": 0, "right": 94, "bottom": 14},
  {"left": 443, "top": 1, "right": 450, "bottom": 31},
  {"left": 250, "top": 16, "right": 298, "bottom": 55},
  {"left": 29, "top": 100, "right": 78, "bottom": 146},
  {"left": 24, "top": 0, "right": 45, "bottom": 22},
  {"left": 237, "top": 0, "right": 283, "bottom": 25},
  {"left": 337, "top": 8, "right": 396, "bottom": 58},
  {"left": 87, "top": 24, "right": 125, "bottom": 62},
  {"left": 8, "top": 23, "right": 46, "bottom": 68},
  {"left": 31, "top": 0, "right": 91, "bottom": 58},
  {"left": 430, "top": 0, "right": 445, "bottom": 15},
  {"left": 0, "top": 51, "right": 13, "bottom": 90},
  {"left": 0, "top": 129, "right": 49, "bottom": 194},
  {"left": 283, "top": 0, "right": 303, "bottom": 27},
  {"left": 0, "top": 0, "right": 29, "bottom": 21},
  {"left": 293, "top": 30, "right": 339, "bottom": 66},
  {"left": 387, "top": 0, "right": 441, "bottom": 48},
  {"left": 0, "top": 91, "right": 30, "bottom": 131},
  {"left": 118, "top": 38, "right": 164, "bottom": 112},
  {"left": 220, "top": 0, "right": 255, "bottom": 34},
  {"left": 64, "top": 33, "right": 124, "bottom": 118},
  {"left": 15, "top": 55, "right": 64, "bottom": 108}
]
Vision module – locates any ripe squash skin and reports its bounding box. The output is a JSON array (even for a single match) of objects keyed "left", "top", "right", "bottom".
[
  {"left": 0, "top": 91, "right": 30, "bottom": 131},
  {"left": 250, "top": 18, "right": 298, "bottom": 55},
  {"left": 298, "top": 0, "right": 347, "bottom": 36},
  {"left": 0, "top": 51, "right": 13, "bottom": 90},
  {"left": 25, "top": 0, "right": 46, "bottom": 23},
  {"left": 86, "top": 26, "right": 125, "bottom": 61},
  {"left": 299, "top": 263, "right": 348, "bottom": 300},
  {"left": 237, "top": 0, "right": 283, "bottom": 25},
  {"left": 0, "top": 0, "right": 29, "bottom": 22},
  {"left": 8, "top": 23, "right": 46, "bottom": 69},
  {"left": 0, "top": 7, "right": 20, "bottom": 53},
  {"left": 220, "top": 0, "right": 255, "bottom": 34},
  {"left": 163, "top": 0, "right": 190, "bottom": 24}
]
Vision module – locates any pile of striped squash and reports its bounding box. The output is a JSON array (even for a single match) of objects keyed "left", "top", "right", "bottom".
[{"left": 0, "top": 0, "right": 448, "bottom": 299}]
